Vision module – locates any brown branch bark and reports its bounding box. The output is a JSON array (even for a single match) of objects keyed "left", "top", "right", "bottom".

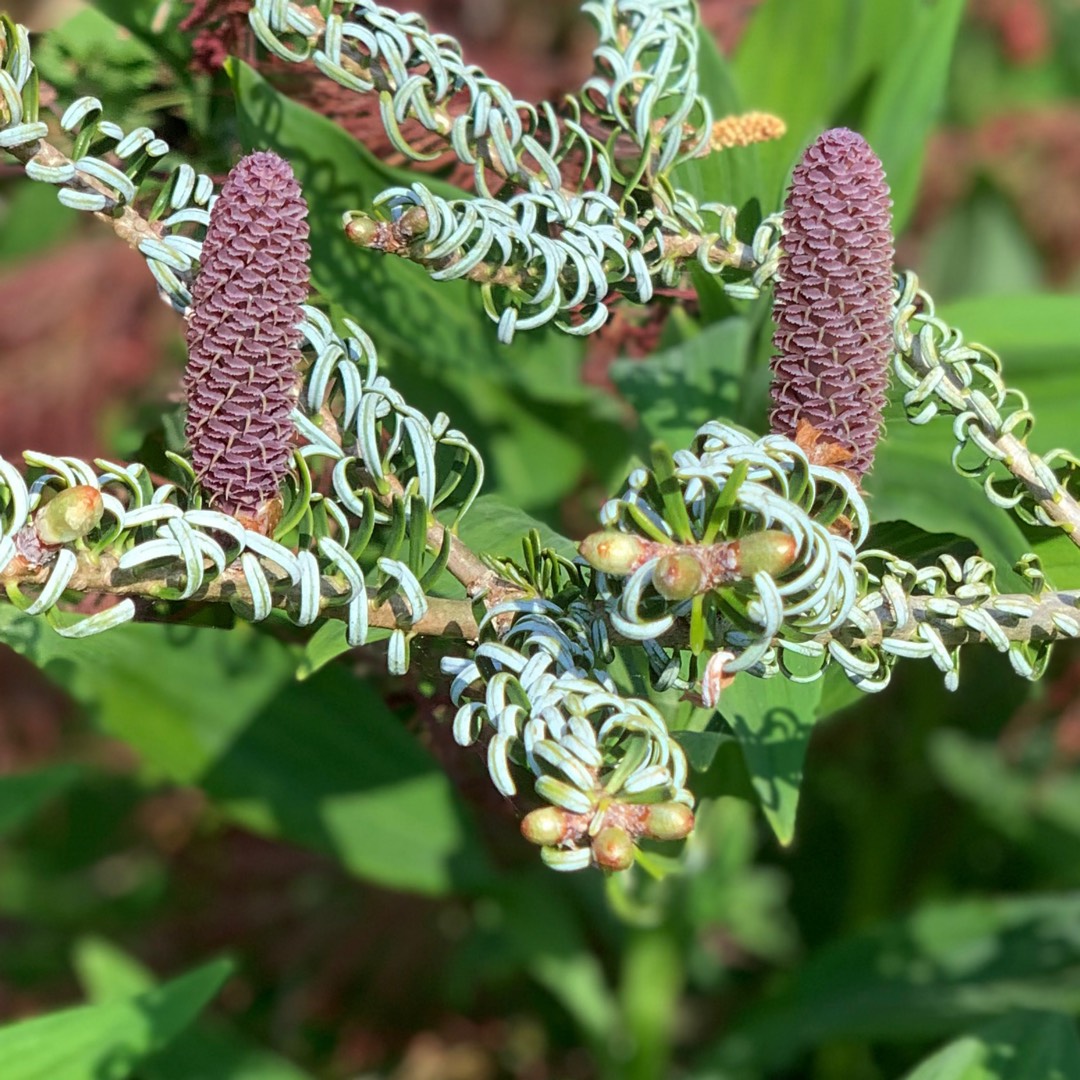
[{"left": 0, "top": 552, "right": 481, "bottom": 640}]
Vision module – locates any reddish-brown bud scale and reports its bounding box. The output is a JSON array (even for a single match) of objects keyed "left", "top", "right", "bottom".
[
  {"left": 769, "top": 128, "right": 894, "bottom": 478},
  {"left": 184, "top": 150, "right": 310, "bottom": 517}
]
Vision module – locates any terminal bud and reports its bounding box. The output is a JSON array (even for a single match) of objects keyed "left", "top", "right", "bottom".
[
  {"left": 521, "top": 806, "right": 572, "bottom": 847},
  {"left": 735, "top": 530, "right": 797, "bottom": 578},
  {"left": 343, "top": 212, "right": 378, "bottom": 247},
  {"left": 592, "top": 826, "right": 635, "bottom": 871},
  {"left": 644, "top": 802, "right": 695, "bottom": 841},
  {"left": 652, "top": 551, "right": 704, "bottom": 600},
  {"left": 33, "top": 486, "right": 104, "bottom": 545},
  {"left": 579, "top": 530, "right": 648, "bottom": 575}
]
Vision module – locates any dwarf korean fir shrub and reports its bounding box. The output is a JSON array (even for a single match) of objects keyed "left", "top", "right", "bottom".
[{"left": 2, "top": 1, "right": 1080, "bottom": 1076}]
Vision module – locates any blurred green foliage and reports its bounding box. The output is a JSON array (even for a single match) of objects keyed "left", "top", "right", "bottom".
[{"left": 2, "top": 0, "right": 1080, "bottom": 1077}]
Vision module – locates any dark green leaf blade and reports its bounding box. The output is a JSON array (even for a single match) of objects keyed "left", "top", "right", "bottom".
[
  {"left": 0, "top": 610, "right": 490, "bottom": 895},
  {"left": 720, "top": 674, "right": 825, "bottom": 845},
  {"left": 902, "top": 1011, "right": 1080, "bottom": 1080},
  {"left": 0, "top": 957, "right": 232, "bottom": 1080},
  {"left": 453, "top": 495, "right": 577, "bottom": 561},
  {"left": 610, "top": 318, "right": 751, "bottom": 448},
  {"left": 74, "top": 938, "right": 316, "bottom": 1080},
  {"left": 0, "top": 763, "right": 81, "bottom": 837},
  {"left": 700, "top": 894, "right": 1080, "bottom": 1073},
  {"left": 862, "top": 0, "right": 965, "bottom": 231}
]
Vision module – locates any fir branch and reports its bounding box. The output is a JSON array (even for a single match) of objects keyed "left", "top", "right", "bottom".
[
  {"left": 5, "top": 135, "right": 167, "bottom": 254},
  {"left": 0, "top": 551, "right": 482, "bottom": 640},
  {"left": 893, "top": 271, "right": 1080, "bottom": 547}
]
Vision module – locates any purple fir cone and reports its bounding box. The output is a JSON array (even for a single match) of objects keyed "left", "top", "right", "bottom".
[
  {"left": 768, "top": 128, "right": 894, "bottom": 479},
  {"left": 184, "top": 150, "right": 310, "bottom": 520}
]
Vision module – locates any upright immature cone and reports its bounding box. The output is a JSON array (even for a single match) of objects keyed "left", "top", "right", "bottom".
[
  {"left": 184, "top": 150, "right": 310, "bottom": 518},
  {"left": 768, "top": 128, "right": 894, "bottom": 479}
]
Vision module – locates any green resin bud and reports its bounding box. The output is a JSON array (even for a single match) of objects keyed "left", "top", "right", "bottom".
[
  {"left": 521, "top": 806, "right": 570, "bottom": 847},
  {"left": 653, "top": 551, "right": 704, "bottom": 600},
  {"left": 34, "top": 486, "right": 104, "bottom": 545},
  {"left": 592, "top": 826, "right": 635, "bottom": 871},
  {"left": 644, "top": 802, "right": 695, "bottom": 841},
  {"left": 579, "top": 530, "right": 647, "bottom": 575},
  {"left": 396, "top": 205, "right": 429, "bottom": 240},
  {"left": 343, "top": 213, "right": 378, "bottom": 247},
  {"left": 736, "top": 530, "right": 797, "bottom": 578}
]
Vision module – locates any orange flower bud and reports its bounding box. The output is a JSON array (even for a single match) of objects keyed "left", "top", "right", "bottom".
[{"left": 521, "top": 807, "right": 572, "bottom": 847}]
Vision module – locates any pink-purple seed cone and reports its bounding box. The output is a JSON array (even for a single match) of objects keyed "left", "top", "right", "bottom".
[
  {"left": 183, "top": 150, "right": 310, "bottom": 516},
  {"left": 768, "top": 128, "right": 894, "bottom": 478}
]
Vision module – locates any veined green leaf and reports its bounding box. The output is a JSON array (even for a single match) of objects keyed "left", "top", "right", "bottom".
[
  {"left": 74, "top": 939, "right": 315, "bottom": 1080},
  {"left": 0, "top": 957, "right": 231, "bottom": 1080},
  {"left": 700, "top": 893, "right": 1080, "bottom": 1073},
  {"left": 0, "top": 610, "right": 490, "bottom": 895},
  {"left": 720, "top": 673, "right": 824, "bottom": 845},
  {"left": 0, "top": 763, "right": 81, "bottom": 838},
  {"left": 902, "top": 1011, "right": 1080, "bottom": 1080}
]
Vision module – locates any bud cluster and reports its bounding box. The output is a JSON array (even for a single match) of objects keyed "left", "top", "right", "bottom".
[
  {"left": 521, "top": 800, "right": 695, "bottom": 872},
  {"left": 579, "top": 529, "right": 798, "bottom": 599}
]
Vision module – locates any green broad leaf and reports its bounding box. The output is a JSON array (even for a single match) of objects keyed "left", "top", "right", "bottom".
[
  {"left": 38, "top": 7, "right": 164, "bottom": 101},
  {"left": 861, "top": 0, "right": 965, "bottom": 232},
  {"left": 929, "top": 730, "right": 1080, "bottom": 857},
  {"left": 74, "top": 939, "right": 315, "bottom": 1080},
  {"left": 296, "top": 621, "right": 391, "bottom": 681},
  {"left": 919, "top": 190, "right": 1044, "bottom": 302},
  {"left": 488, "top": 874, "right": 620, "bottom": 1056},
  {"left": 454, "top": 495, "right": 578, "bottom": 562},
  {"left": 0, "top": 183, "right": 78, "bottom": 266},
  {"left": 0, "top": 763, "right": 81, "bottom": 838},
  {"left": 814, "top": 663, "right": 867, "bottom": 723},
  {"left": 610, "top": 318, "right": 751, "bottom": 449},
  {"left": 0, "top": 610, "right": 490, "bottom": 895},
  {"left": 74, "top": 937, "right": 156, "bottom": 1001},
  {"left": 88, "top": 0, "right": 193, "bottom": 82},
  {"left": 731, "top": 0, "right": 852, "bottom": 208},
  {"left": 618, "top": 929, "right": 683, "bottom": 1080},
  {"left": 902, "top": 1011, "right": 1080, "bottom": 1080},
  {"left": 701, "top": 894, "right": 1080, "bottom": 1074},
  {"left": 731, "top": 0, "right": 965, "bottom": 226},
  {"left": 683, "top": 798, "right": 798, "bottom": 964},
  {"left": 673, "top": 730, "right": 734, "bottom": 774},
  {"left": 0, "top": 956, "right": 231, "bottom": 1080},
  {"left": 720, "top": 673, "right": 825, "bottom": 845}
]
